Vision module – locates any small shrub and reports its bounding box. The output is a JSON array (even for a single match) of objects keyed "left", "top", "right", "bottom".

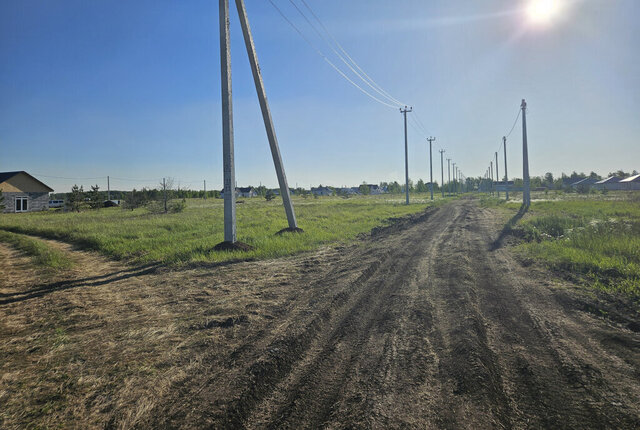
[{"left": 265, "top": 190, "right": 275, "bottom": 201}]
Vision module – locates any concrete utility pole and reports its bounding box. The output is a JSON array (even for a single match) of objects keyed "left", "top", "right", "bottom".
[
  {"left": 447, "top": 158, "right": 451, "bottom": 197},
  {"left": 204, "top": 180, "right": 207, "bottom": 200},
  {"left": 490, "top": 161, "right": 494, "bottom": 196},
  {"left": 495, "top": 151, "right": 500, "bottom": 198},
  {"left": 107, "top": 176, "right": 110, "bottom": 201},
  {"left": 503, "top": 136, "right": 509, "bottom": 201},
  {"left": 439, "top": 149, "right": 445, "bottom": 198},
  {"left": 427, "top": 136, "right": 435, "bottom": 200},
  {"left": 521, "top": 99, "right": 531, "bottom": 207},
  {"left": 452, "top": 163, "right": 456, "bottom": 195},
  {"left": 220, "top": 0, "right": 236, "bottom": 242},
  {"left": 400, "top": 106, "right": 412, "bottom": 205},
  {"left": 163, "top": 177, "right": 167, "bottom": 213},
  {"left": 235, "top": 0, "right": 298, "bottom": 229}
]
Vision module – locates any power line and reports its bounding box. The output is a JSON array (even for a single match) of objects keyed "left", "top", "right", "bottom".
[
  {"left": 266, "top": 0, "right": 398, "bottom": 109},
  {"left": 294, "top": 0, "right": 407, "bottom": 107},
  {"left": 411, "top": 109, "right": 433, "bottom": 136},
  {"left": 32, "top": 173, "right": 105, "bottom": 180},
  {"left": 505, "top": 108, "right": 521, "bottom": 138}
]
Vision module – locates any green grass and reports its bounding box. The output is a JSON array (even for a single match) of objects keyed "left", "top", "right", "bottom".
[
  {"left": 0, "top": 230, "right": 73, "bottom": 270},
  {"left": 0, "top": 194, "right": 445, "bottom": 265},
  {"left": 491, "top": 192, "right": 640, "bottom": 297}
]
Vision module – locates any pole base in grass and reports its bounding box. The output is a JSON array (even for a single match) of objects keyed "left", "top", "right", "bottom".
[
  {"left": 275, "top": 227, "right": 305, "bottom": 236},
  {"left": 213, "top": 241, "right": 253, "bottom": 252}
]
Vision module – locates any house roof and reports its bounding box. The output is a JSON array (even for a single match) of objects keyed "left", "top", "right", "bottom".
[
  {"left": 0, "top": 171, "right": 54, "bottom": 192},
  {"left": 571, "top": 177, "right": 599, "bottom": 186},
  {"left": 237, "top": 187, "right": 255, "bottom": 193},
  {"left": 620, "top": 174, "right": 640, "bottom": 183},
  {"left": 595, "top": 176, "right": 622, "bottom": 184}
]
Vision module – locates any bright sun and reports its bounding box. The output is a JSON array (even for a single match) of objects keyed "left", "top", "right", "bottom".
[{"left": 527, "top": 0, "right": 561, "bottom": 25}]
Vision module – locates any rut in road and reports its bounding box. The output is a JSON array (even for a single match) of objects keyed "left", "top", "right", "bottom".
[{"left": 150, "top": 199, "right": 640, "bottom": 429}]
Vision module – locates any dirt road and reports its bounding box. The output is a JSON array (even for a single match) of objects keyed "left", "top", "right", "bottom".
[
  {"left": 149, "top": 198, "right": 640, "bottom": 429},
  {"left": 1, "top": 198, "right": 639, "bottom": 428}
]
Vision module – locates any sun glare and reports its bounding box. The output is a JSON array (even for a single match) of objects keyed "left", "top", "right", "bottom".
[{"left": 527, "top": 0, "right": 560, "bottom": 25}]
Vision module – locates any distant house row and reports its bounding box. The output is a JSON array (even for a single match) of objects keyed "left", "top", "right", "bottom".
[
  {"left": 592, "top": 175, "right": 640, "bottom": 190},
  {"left": 571, "top": 175, "right": 640, "bottom": 191},
  {"left": 220, "top": 184, "right": 386, "bottom": 198}
]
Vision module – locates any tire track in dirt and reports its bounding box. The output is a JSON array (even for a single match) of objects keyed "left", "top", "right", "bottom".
[{"left": 147, "top": 198, "right": 640, "bottom": 429}]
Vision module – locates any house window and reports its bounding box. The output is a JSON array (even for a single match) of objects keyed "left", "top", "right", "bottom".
[{"left": 15, "top": 197, "right": 28, "bottom": 213}]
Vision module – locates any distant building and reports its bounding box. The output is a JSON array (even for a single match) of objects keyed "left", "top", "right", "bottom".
[
  {"left": 311, "top": 186, "right": 333, "bottom": 196},
  {"left": 337, "top": 187, "right": 358, "bottom": 195},
  {"left": 237, "top": 187, "right": 257, "bottom": 198},
  {"left": 0, "top": 171, "right": 54, "bottom": 213},
  {"left": 494, "top": 181, "right": 515, "bottom": 192},
  {"left": 593, "top": 176, "right": 624, "bottom": 191},
  {"left": 220, "top": 187, "right": 257, "bottom": 199},
  {"left": 620, "top": 174, "right": 640, "bottom": 190},
  {"left": 570, "top": 177, "right": 599, "bottom": 190},
  {"left": 364, "top": 184, "right": 384, "bottom": 195}
]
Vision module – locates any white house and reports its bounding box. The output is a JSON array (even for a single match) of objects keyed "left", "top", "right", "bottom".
[
  {"left": 220, "top": 187, "right": 257, "bottom": 199},
  {"left": 237, "top": 187, "right": 257, "bottom": 198}
]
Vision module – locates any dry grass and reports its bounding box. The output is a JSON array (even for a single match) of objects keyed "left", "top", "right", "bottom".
[{"left": 0, "top": 233, "right": 343, "bottom": 428}]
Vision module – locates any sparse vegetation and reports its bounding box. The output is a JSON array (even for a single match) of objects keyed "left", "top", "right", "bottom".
[
  {"left": 493, "top": 192, "right": 640, "bottom": 297},
  {"left": 0, "top": 230, "right": 73, "bottom": 270},
  {"left": 0, "top": 195, "right": 446, "bottom": 265}
]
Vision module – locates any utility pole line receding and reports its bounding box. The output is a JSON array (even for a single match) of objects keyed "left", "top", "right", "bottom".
[
  {"left": 440, "top": 149, "right": 444, "bottom": 198},
  {"left": 521, "top": 99, "right": 531, "bottom": 207},
  {"left": 235, "top": 0, "right": 298, "bottom": 229},
  {"left": 447, "top": 158, "right": 451, "bottom": 197},
  {"left": 400, "top": 106, "right": 412, "bottom": 205},
  {"left": 495, "top": 151, "right": 500, "bottom": 198},
  {"left": 439, "top": 149, "right": 445, "bottom": 198},
  {"left": 503, "top": 136, "right": 509, "bottom": 201},
  {"left": 490, "top": 161, "right": 494, "bottom": 196},
  {"left": 427, "top": 137, "right": 435, "bottom": 200},
  {"left": 452, "top": 163, "right": 456, "bottom": 195},
  {"left": 220, "top": 0, "right": 236, "bottom": 242}
]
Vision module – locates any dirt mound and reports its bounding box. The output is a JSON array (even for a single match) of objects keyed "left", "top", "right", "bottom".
[
  {"left": 275, "top": 227, "right": 305, "bottom": 235},
  {"left": 213, "top": 241, "right": 253, "bottom": 252}
]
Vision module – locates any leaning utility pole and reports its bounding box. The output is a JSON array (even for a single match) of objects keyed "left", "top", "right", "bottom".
[
  {"left": 439, "top": 149, "right": 445, "bottom": 198},
  {"left": 427, "top": 136, "right": 435, "bottom": 200},
  {"left": 400, "top": 106, "right": 412, "bottom": 205},
  {"left": 235, "top": 0, "right": 298, "bottom": 229},
  {"left": 521, "top": 99, "right": 531, "bottom": 207},
  {"left": 495, "top": 151, "right": 500, "bottom": 198},
  {"left": 447, "top": 158, "right": 451, "bottom": 197},
  {"left": 503, "top": 136, "right": 509, "bottom": 200},
  {"left": 220, "top": 0, "right": 236, "bottom": 242}
]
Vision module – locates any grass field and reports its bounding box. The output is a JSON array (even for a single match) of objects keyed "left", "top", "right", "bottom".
[
  {"left": 0, "top": 194, "right": 444, "bottom": 265},
  {"left": 487, "top": 191, "right": 640, "bottom": 297}
]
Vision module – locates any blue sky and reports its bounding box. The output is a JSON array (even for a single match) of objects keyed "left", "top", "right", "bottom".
[{"left": 1, "top": 0, "right": 638, "bottom": 192}]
